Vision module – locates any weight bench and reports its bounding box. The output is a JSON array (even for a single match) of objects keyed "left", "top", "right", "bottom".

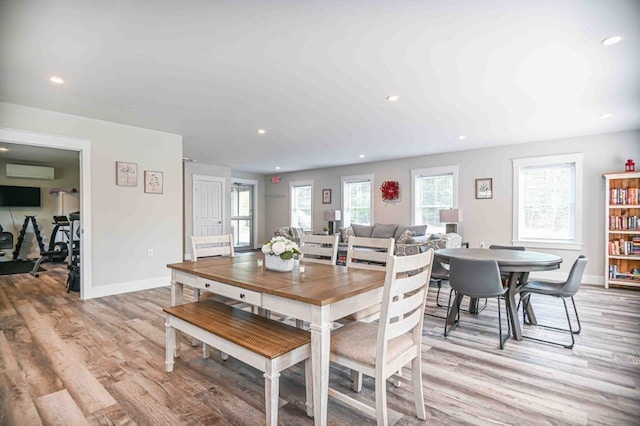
[{"left": 163, "top": 299, "right": 313, "bottom": 425}]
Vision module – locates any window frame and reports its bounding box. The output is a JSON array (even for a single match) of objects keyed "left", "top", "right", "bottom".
[
  {"left": 411, "top": 165, "right": 459, "bottom": 233},
  {"left": 289, "top": 180, "right": 314, "bottom": 231},
  {"left": 341, "top": 174, "right": 374, "bottom": 227},
  {"left": 512, "top": 153, "right": 583, "bottom": 250}
]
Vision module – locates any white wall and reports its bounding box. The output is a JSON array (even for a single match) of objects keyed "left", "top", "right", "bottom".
[
  {"left": 0, "top": 159, "right": 80, "bottom": 259},
  {"left": 264, "top": 130, "right": 640, "bottom": 283},
  {"left": 183, "top": 162, "right": 266, "bottom": 257},
  {"left": 0, "top": 102, "right": 183, "bottom": 298}
]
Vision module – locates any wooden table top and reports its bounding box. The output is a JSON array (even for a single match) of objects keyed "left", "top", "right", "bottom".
[
  {"left": 435, "top": 248, "right": 563, "bottom": 272},
  {"left": 167, "top": 252, "right": 386, "bottom": 306}
]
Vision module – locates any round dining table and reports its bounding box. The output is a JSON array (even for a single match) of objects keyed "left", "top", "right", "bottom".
[{"left": 435, "top": 248, "right": 563, "bottom": 341}]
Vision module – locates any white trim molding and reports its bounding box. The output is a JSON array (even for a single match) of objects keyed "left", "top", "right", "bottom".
[
  {"left": 410, "top": 165, "right": 459, "bottom": 227},
  {"left": 289, "top": 179, "right": 314, "bottom": 231},
  {"left": 341, "top": 173, "right": 375, "bottom": 227}
]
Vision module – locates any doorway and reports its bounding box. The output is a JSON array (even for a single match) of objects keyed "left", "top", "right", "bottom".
[
  {"left": 231, "top": 181, "right": 256, "bottom": 250},
  {"left": 0, "top": 127, "right": 91, "bottom": 299}
]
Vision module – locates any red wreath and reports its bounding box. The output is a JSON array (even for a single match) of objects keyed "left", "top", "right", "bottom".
[{"left": 381, "top": 181, "right": 400, "bottom": 202}]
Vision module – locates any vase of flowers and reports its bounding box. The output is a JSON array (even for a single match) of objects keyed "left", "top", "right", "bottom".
[{"left": 261, "top": 236, "right": 301, "bottom": 272}]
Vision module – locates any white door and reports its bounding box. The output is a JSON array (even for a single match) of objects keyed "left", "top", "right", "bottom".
[{"left": 193, "top": 176, "right": 225, "bottom": 237}]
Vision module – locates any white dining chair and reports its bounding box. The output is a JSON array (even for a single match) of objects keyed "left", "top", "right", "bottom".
[
  {"left": 329, "top": 250, "right": 434, "bottom": 425},
  {"left": 300, "top": 234, "right": 339, "bottom": 265},
  {"left": 190, "top": 234, "right": 241, "bottom": 358}
]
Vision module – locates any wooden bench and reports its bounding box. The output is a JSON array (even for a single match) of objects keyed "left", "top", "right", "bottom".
[{"left": 163, "top": 299, "right": 312, "bottom": 425}]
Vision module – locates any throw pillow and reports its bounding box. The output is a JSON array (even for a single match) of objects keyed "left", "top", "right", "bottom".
[
  {"left": 351, "top": 223, "right": 374, "bottom": 237},
  {"left": 290, "top": 227, "right": 304, "bottom": 239},
  {"left": 340, "top": 226, "right": 354, "bottom": 243},
  {"left": 371, "top": 224, "right": 398, "bottom": 238},
  {"left": 394, "top": 225, "right": 428, "bottom": 240},
  {"left": 396, "top": 229, "right": 416, "bottom": 244}
]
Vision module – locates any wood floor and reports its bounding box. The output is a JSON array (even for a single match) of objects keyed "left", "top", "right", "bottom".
[{"left": 1, "top": 265, "right": 639, "bottom": 425}]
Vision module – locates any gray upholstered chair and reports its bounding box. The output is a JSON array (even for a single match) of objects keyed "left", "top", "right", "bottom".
[
  {"left": 328, "top": 251, "right": 434, "bottom": 425},
  {"left": 517, "top": 255, "right": 587, "bottom": 349},
  {"left": 444, "top": 258, "right": 510, "bottom": 349}
]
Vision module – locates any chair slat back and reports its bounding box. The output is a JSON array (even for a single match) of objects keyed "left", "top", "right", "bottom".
[
  {"left": 300, "top": 234, "right": 339, "bottom": 265},
  {"left": 346, "top": 236, "right": 395, "bottom": 271},
  {"left": 191, "top": 234, "right": 234, "bottom": 261},
  {"left": 559, "top": 255, "right": 588, "bottom": 297},
  {"left": 376, "top": 250, "right": 433, "bottom": 364}
]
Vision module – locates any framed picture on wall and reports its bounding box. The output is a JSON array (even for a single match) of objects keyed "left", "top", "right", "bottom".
[
  {"left": 322, "top": 189, "right": 331, "bottom": 204},
  {"left": 144, "top": 170, "right": 163, "bottom": 194},
  {"left": 116, "top": 161, "right": 137, "bottom": 186},
  {"left": 475, "top": 178, "right": 493, "bottom": 199}
]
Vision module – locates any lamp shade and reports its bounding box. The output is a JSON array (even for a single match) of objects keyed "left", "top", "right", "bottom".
[
  {"left": 324, "top": 210, "right": 341, "bottom": 221},
  {"left": 439, "top": 208, "right": 461, "bottom": 223}
]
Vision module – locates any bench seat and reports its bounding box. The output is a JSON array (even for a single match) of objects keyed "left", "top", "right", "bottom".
[{"left": 164, "top": 299, "right": 312, "bottom": 425}]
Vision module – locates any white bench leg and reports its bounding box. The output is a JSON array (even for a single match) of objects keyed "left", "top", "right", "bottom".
[
  {"left": 412, "top": 356, "right": 426, "bottom": 420},
  {"left": 220, "top": 351, "right": 229, "bottom": 361},
  {"left": 165, "top": 318, "right": 175, "bottom": 372},
  {"left": 263, "top": 369, "right": 280, "bottom": 426},
  {"left": 304, "top": 358, "right": 314, "bottom": 417}
]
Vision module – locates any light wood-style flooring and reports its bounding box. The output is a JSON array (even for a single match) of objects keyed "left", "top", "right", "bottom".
[{"left": 1, "top": 264, "right": 639, "bottom": 425}]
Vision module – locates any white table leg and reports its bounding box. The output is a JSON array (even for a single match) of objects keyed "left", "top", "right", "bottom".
[
  {"left": 170, "top": 271, "right": 184, "bottom": 357},
  {"left": 310, "top": 305, "right": 331, "bottom": 426}
]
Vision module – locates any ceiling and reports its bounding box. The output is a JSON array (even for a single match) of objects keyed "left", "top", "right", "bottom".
[{"left": 1, "top": 0, "right": 638, "bottom": 174}]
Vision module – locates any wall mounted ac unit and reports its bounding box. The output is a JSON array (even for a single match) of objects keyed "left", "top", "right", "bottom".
[{"left": 6, "top": 164, "right": 55, "bottom": 180}]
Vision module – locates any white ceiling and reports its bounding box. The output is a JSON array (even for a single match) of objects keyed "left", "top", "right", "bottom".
[{"left": 1, "top": 0, "right": 638, "bottom": 174}]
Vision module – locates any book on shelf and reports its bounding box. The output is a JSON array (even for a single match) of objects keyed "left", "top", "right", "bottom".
[
  {"left": 608, "top": 215, "right": 639, "bottom": 231},
  {"left": 610, "top": 187, "right": 639, "bottom": 205}
]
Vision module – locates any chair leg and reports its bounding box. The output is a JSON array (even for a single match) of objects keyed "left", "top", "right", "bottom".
[
  {"left": 443, "top": 289, "right": 460, "bottom": 337},
  {"left": 570, "top": 296, "right": 582, "bottom": 334},
  {"left": 412, "top": 355, "right": 426, "bottom": 420},
  {"left": 351, "top": 369, "right": 363, "bottom": 392},
  {"left": 435, "top": 280, "right": 446, "bottom": 308},
  {"left": 497, "top": 296, "right": 510, "bottom": 349},
  {"left": 520, "top": 296, "right": 577, "bottom": 349},
  {"left": 375, "top": 372, "right": 389, "bottom": 426}
]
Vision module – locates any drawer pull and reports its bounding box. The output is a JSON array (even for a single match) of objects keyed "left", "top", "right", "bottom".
[
  {"left": 240, "top": 293, "right": 246, "bottom": 299},
  {"left": 205, "top": 283, "right": 210, "bottom": 288}
]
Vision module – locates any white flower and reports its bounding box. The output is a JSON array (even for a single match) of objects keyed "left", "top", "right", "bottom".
[
  {"left": 271, "top": 241, "right": 286, "bottom": 255},
  {"left": 261, "top": 244, "right": 272, "bottom": 254}
]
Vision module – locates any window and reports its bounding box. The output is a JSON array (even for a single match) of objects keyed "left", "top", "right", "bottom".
[
  {"left": 411, "top": 166, "right": 458, "bottom": 233},
  {"left": 290, "top": 180, "right": 313, "bottom": 231},
  {"left": 341, "top": 174, "right": 374, "bottom": 227},
  {"left": 513, "top": 153, "right": 583, "bottom": 250}
]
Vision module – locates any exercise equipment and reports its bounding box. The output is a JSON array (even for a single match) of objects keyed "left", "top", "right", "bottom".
[
  {"left": 30, "top": 213, "right": 80, "bottom": 277},
  {"left": 13, "top": 216, "right": 45, "bottom": 260}
]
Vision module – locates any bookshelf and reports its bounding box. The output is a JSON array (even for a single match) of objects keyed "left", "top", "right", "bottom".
[{"left": 604, "top": 172, "right": 640, "bottom": 289}]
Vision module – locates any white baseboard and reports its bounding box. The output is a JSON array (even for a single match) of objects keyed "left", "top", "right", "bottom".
[
  {"left": 528, "top": 271, "right": 603, "bottom": 286},
  {"left": 83, "top": 274, "right": 170, "bottom": 299}
]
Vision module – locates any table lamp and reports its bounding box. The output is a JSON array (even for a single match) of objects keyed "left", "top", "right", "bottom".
[
  {"left": 324, "top": 210, "right": 341, "bottom": 234},
  {"left": 439, "top": 208, "right": 462, "bottom": 234}
]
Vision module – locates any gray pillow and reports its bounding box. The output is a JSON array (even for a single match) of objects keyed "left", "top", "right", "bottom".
[
  {"left": 394, "top": 225, "right": 428, "bottom": 240},
  {"left": 371, "top": 224, "right": 398, "bottom": 238},
  {"left": 351, "top": 223, "right": 374, "bottom": 237}
]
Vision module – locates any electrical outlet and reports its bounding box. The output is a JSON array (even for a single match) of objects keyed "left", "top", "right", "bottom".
[
  {"left": 147, "top": 248, "right": 154, "bottom": 257},
  {"left": 479, "top": 241, "right": 486, "bottom": 248}
]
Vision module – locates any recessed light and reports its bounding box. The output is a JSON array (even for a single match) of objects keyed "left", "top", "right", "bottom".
[
  {"left": 386, "top": 95, "right": 400, "bottom": 102},
  {"left": 601, "top": 36, "right": 623, "bottom": 46},
  {"left": 258, "top": 129, "right": 266, "bottom": 134},
  {"left": 275, "top": 166, "right": 280, "bottom": 170},
  {"left": 458, "top": 135, "right": 466, "bottom": 140},
  {"left": 600, "top": 113, "right": 613, "bottom": 119},
  {"left": 49, "top": 76, "right": 64, "bottom": 84},
  {"left": 359, "top": 154, "right": 365, "bottom": 158},
  {"left": 0, "top": 147, "right": 9, "bottom": 152}
]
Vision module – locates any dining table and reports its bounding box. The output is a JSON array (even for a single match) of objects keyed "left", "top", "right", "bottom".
[
  {"left": 434, "top": 248, "right": 563, "bottom": 340},
  {"left": 167, "top": 252, "right": 386, "bottom": 426}
]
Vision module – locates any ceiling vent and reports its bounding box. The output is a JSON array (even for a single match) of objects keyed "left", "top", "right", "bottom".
[{"left": 6, "top": 164, "right": 55, "bottom": 180}]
